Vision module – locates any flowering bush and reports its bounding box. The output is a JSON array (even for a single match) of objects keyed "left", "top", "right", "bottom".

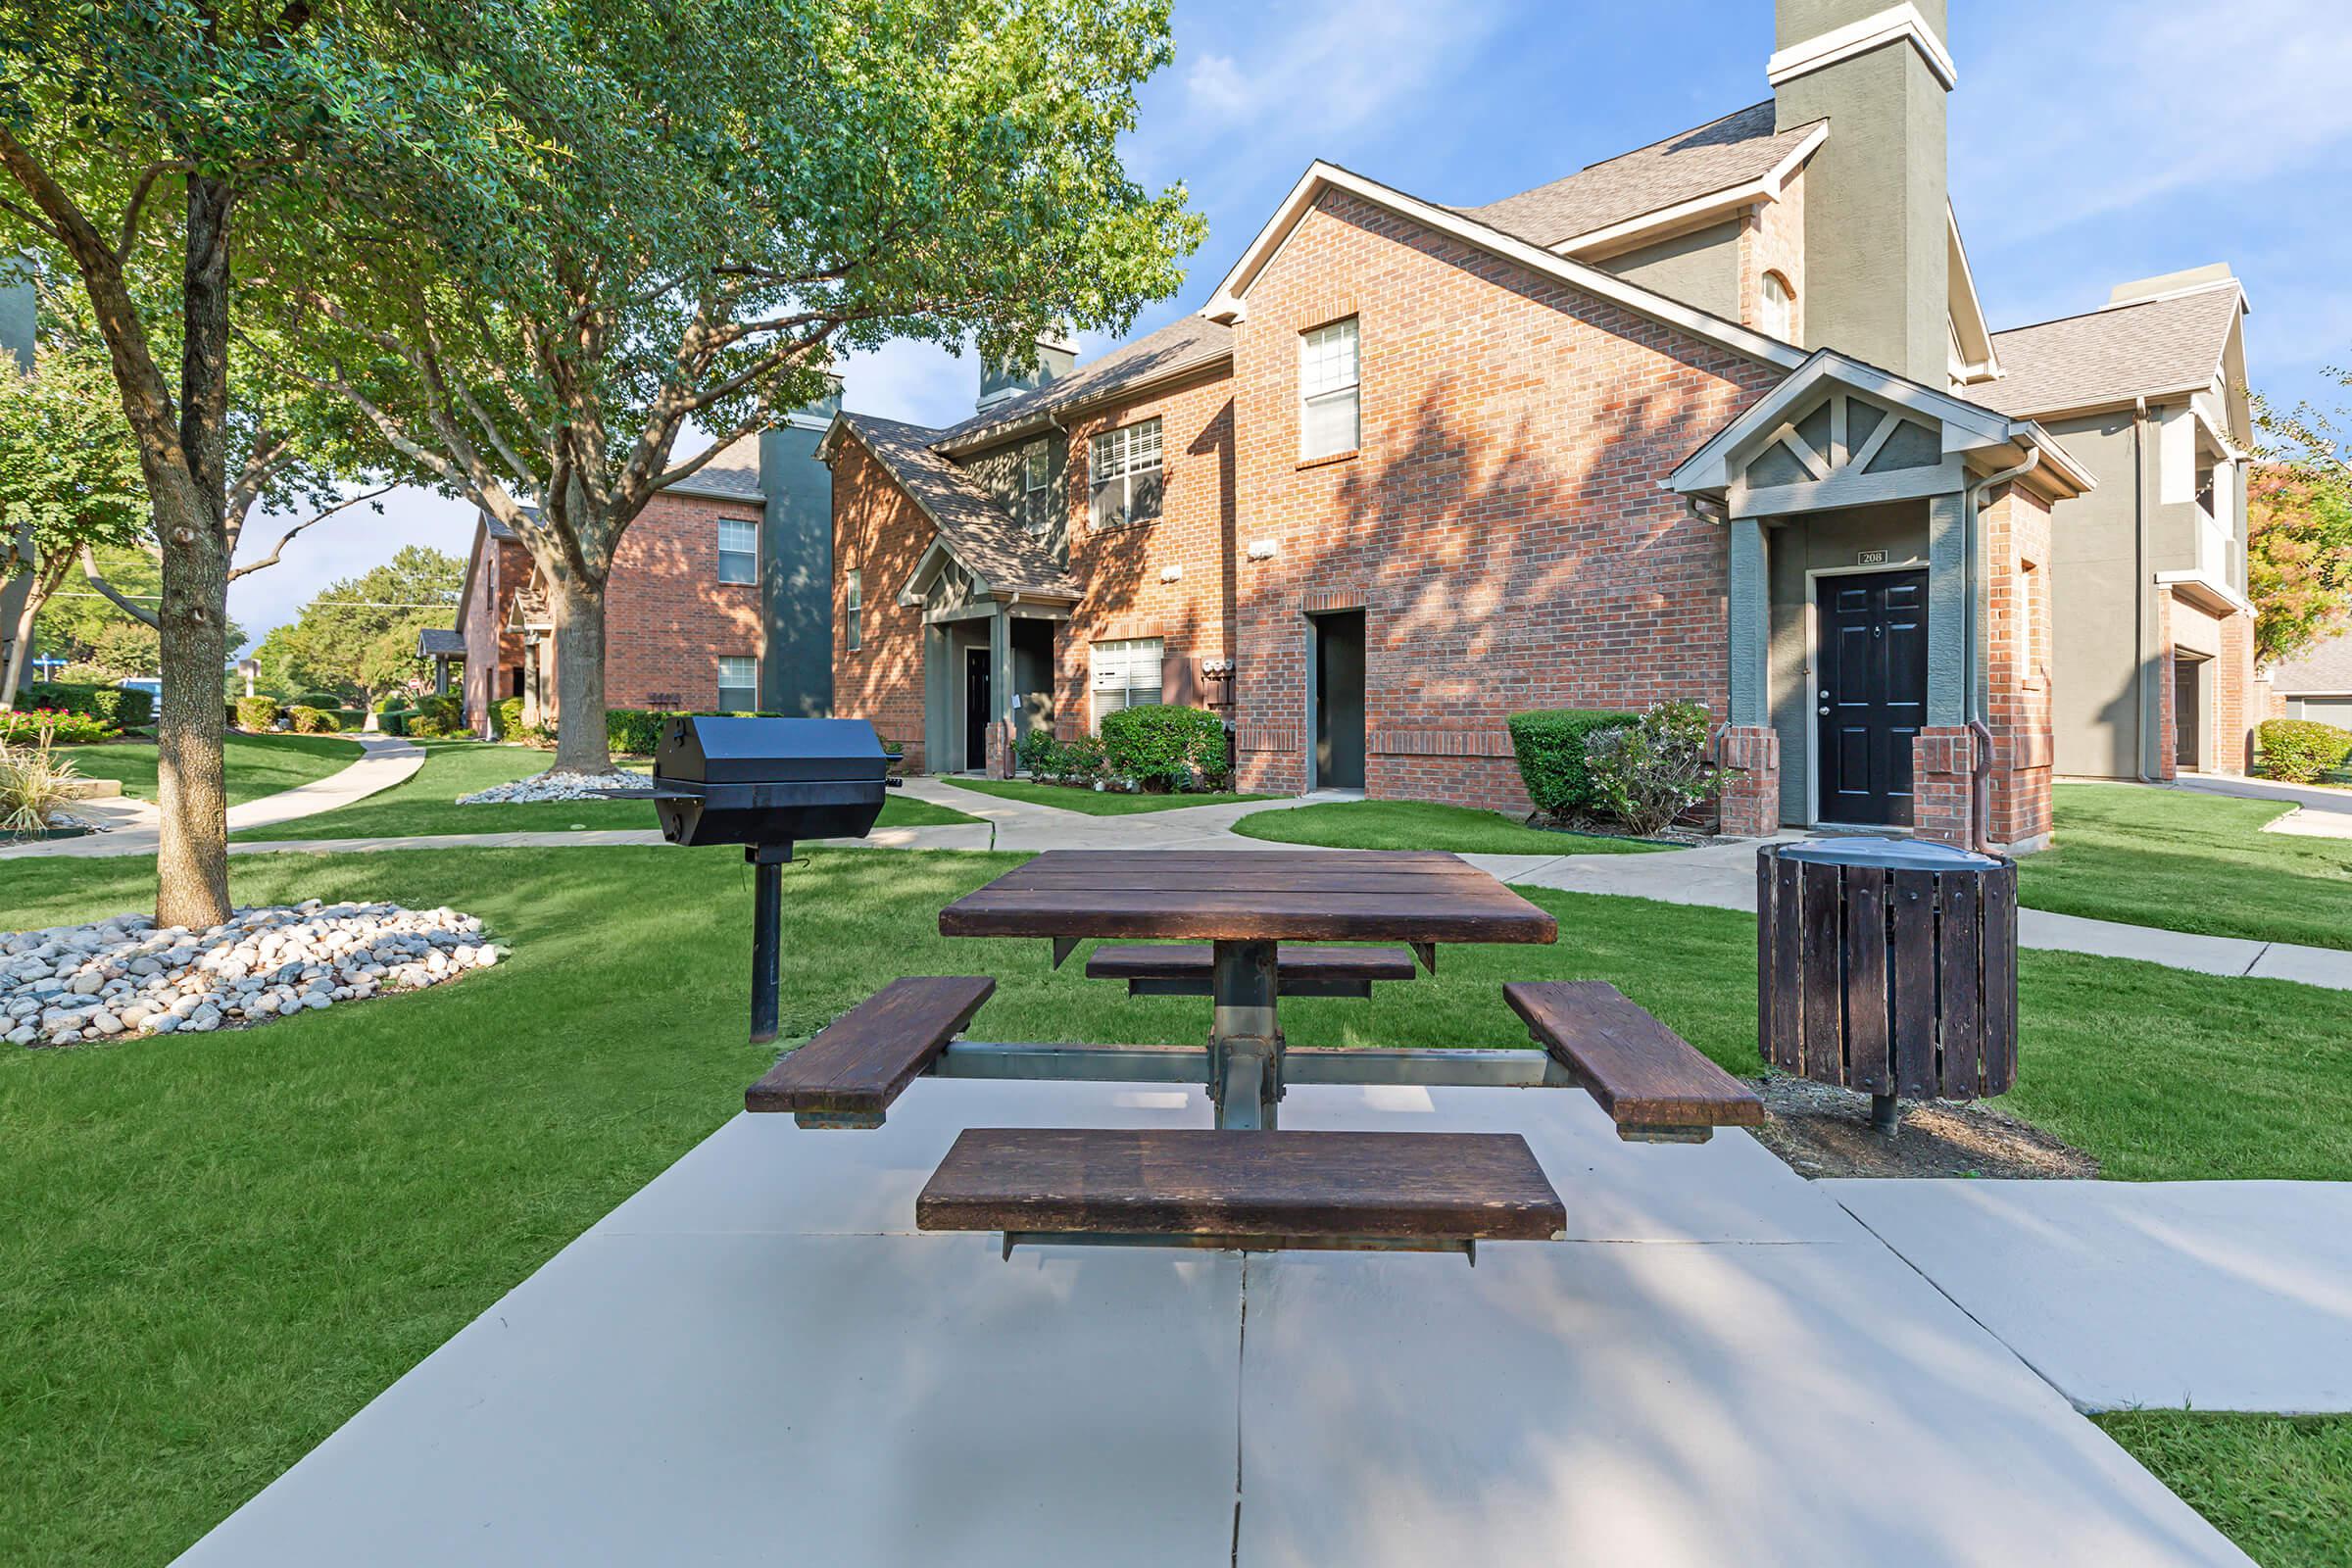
[
  {"left": 1581, "top": 699, "right": 1724, "bottom": 836},
  {"left": 1, "top": 707, "right": 111, "bottom": 745}
]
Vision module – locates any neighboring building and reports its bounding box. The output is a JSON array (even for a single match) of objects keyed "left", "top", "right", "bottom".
[
  {"left": 822, "top": 0, "right": 2260, "bottom": 850},
  {"left": 2269, "top": 630, "right": 2352, "bottom": 730},
  {"left": 440, "top": 403, "right": 838, "bottom": 735},
  {"left": 1974, "top": 267, "right": 2258, "bottom": 780}
]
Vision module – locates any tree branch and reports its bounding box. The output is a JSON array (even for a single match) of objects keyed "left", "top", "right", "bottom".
[
  {"left": 118, "top": 160, "right": 193, "bottom": 257},
  {"left": 227, "top": 483, "right": 396, "bottom": 581},
  {"left": 78, "top": 547, "right": 160, "bottom": 628}
]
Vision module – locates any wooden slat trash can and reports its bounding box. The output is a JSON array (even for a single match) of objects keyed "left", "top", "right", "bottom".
[{"left": 1756, "top": 838, "right": 2018, "bottom": 1134}]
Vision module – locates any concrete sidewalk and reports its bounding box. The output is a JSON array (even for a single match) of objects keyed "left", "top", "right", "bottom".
[{"left": 169, "top": 1082, "right": 2251, "bottom": 1567}]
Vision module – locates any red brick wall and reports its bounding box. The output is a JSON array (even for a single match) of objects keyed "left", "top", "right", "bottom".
[
  {"left": 1224, "top": 187, "right": 1785, "bottom": 808},
  {"left": 1738, "top": 168, "right": 1805, "bottom": 342},
  {"left": 1055, "top": 371, "right": 1237, "bottom": 739},
  {"left": 831, "top": 438, "right": 935, "bottom": 769},
  {"left": 460, "top": 534, "right": 531, "bottom": 732},
  {"left": 1984, "top": 484, "right": 2054, "bottom": 849},
  {"left": 601, "top": 490, "right": 764, "bottom": 711},
  {"left": 2153, "top": 590, "right": 2178, "bottom": 782},
  {"left": 2217, "top": 605, "right": 2256, "bottom": 774}
]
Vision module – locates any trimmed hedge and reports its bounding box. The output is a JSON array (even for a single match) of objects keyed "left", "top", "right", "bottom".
[
  {"left": 1099, "top": 705, "right": 1230, "bottom": 791},
  {"left": 287, "top": 705, "right": 339, "bottom": 734},
  {"left": 20, "top": 681, "right": 151, "bottom": 732},
  {"left": 332, "top": 708, "right": 367, "bottom": 732},
  {"left": 492, "top": 697, "right": 525, "bottom": 740},
  {"left": 234, "top": 696, "right": 283, "bottom": 731},
  {"left": 294, "top": 691, "right": 347, "bottom": 712},
  {"left": 607, "top": 707, "right": 665, "bottom": 755},
  {"left": 1507, "top": 709, "right": 1638, "bottom": 817},
  {"left": 2257, "top": 718, "right": 2352, "bottom": 784}
]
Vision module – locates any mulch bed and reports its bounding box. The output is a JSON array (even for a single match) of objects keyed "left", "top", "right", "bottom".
[{"left": 1748, "top": 1072, "right": 2098, "bottom": 1180}]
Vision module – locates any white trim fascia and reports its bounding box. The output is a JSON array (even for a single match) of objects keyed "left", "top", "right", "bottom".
[
  {"left": 2096, "top": 277, "right": 2246, "bottom": 314},
  {"left": 1803, "top": 556, "right": 1935, "bottom": 829},
  {"left": 1767, "top": 3, "right": 1957, "bottom": 91},
  {"left": 1551, "top": 122, "right": 1828, "bottom": 262},
  {"left": 1946, "top": 206, "right": 2001, "bottom": 380},
  {"left": 1668, "top": 348, "right": 2016, "bottom": 493},
  {"left": 897, "top": 534, "right": 988, "bottom": 608},
  {"left": 1200, "top": 162, "right": 1808, "bottom": 372},
  {"left": 2154, "top": 568, "right": 2254, "bottom": 616}
]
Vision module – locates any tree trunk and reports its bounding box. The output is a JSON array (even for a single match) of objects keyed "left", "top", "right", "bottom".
[
  {"left": 547, "top": 567, "right": 612, "bottom": 773},
  {"left": 0, "top": 554, "right": 71, "bottom": 709}
]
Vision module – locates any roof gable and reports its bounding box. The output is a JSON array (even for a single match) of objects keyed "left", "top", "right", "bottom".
[
  {"left": 827, "top": 412, "right": 1078, "bottom": 602},
  {"left": 931, "top": 316, "right": 1231, "bottom": 457},
  {"left": 1976, "top": 281, "right": 2246, "bottom": 420}
]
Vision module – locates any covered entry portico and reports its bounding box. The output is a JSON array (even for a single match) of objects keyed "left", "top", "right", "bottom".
[
  {"left": 900, "top": 538, "right": 1073, "bottom": 777},
  {"left": 1670, "top": 350, "right": 2090, "bottom": 848}
]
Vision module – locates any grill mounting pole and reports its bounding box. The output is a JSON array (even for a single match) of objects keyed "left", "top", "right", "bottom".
[{"left": 747, "top": 843, "right": 794, "bottom": 1044}]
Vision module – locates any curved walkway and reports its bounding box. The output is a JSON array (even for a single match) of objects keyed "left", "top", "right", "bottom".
[{"left": 3, "top": 735, "right": 424, "bottom": 861}]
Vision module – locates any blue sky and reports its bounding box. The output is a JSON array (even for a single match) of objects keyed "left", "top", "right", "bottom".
[{"left": 227, "top": 0, "right": 2352, "bottom": 647}]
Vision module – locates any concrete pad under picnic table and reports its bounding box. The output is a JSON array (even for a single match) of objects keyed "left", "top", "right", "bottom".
[
  {"left": 1234, "top": 1241, "right": 2248, "bottom": 1567},
  {"left": 1829, "top": 1178, "right": 2352, "bottom": 1413}
]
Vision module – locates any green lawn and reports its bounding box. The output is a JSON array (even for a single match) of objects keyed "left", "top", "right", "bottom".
[
  {"left": 2022, "top": 783, "right": 2352, "bottom": 952},
  {"left": 59, "top": 731, "right": 363, "bottom": 808},
  {"left": 942, "top": 775, "right": 1273, "bottom": 814},
  {"left": 1232, "top": 798, "right": 1670, "bottom": 855},
  {"left": 2097, "top": 1412, "right": 2351, "bottom": 1568},
  {"left": 4, "top": 848, "right": 2349, "bottom": 1562},
  {"left": 230, "top": 740, "right": 978, "bottom": 839}
]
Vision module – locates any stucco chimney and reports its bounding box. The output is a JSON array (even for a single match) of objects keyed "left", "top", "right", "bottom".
[
  {"left": 1771, "top": 0, "right": 1954, "bottom": 385},
  {"left": 976, "top": 328, "right": 1080, "bottom": 415}
]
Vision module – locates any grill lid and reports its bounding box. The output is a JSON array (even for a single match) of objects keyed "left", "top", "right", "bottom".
[
  {"left": 1777, "top": 836, "right": 1999, "bottom": 870},
  {"left": 656, "top": 716, "right": 888, "bottom": 785}
]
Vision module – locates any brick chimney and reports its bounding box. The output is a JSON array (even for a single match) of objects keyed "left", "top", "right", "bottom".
[
  {"left": 976, "top": 328, "right": 1080, "bottom": 415},
  {"left": 1772, "top": 0, "right": 1954, "bottom": 385}
]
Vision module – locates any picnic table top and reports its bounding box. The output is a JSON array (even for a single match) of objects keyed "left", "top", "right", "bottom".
[{"left": 938, "top": 850, "right": 1559, "bottom": 947}]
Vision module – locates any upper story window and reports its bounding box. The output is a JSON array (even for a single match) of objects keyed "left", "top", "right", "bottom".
[
  {"left": 717, "top": 517, "right": 759, "bottom": 584},
  {"left": 1299, "top": 318, "right": 1360, "bottom": 460},
  {"left": 1089, "top": 417, "right": 1162, "bottom": 529},
  {"left": 844, "top": 567, "right": 862, "bottom": 651},
  {"left": 1761, "top": 272, "right": 1794, "bottom": 343},
  {"left": 715, "top": 656, "right": 758, "bottom": 712},
  {"left": 1021, "top": 440, "right": 1052, "bottom": 533}
]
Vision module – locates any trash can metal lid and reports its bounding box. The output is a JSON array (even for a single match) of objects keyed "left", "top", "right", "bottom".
[{"left": 1775, "top": 836, "right": 2001, "bottom": 870}]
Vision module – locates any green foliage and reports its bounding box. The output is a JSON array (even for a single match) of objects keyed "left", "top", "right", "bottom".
[
  {"left": 1581, "top": 700, "right": 1724, "bottom": 836},
  {"left": 285, "top": 706, "right": 339, "bottom": 735},
  {"left": 606, "top": 708, "right": 666, "bottom": 756},
  {"left": 1098, "top": 705, "right": 1228, "bottom": 791},
  {"left": 2257, "top": 718, "right": 2352, "bottom": 784},
  {"left": 18, "top": 681, "right": 147, "bottom": 731},
  {"left": 293, "top": 691, "right": 348, "bottom": 711},
  {"left": 257, "top": 546, "right": 464, "bottom": 708},
  {"left": 1507, "top": 709, "right": 1639, "bottom": 818},
  {"left": 0, "top": 720, "right": 86, "bottom": 834},
  {"left": 491, "top": 697, "right": 525, "bottom": 740},
  {"left": 2248, "top": 468, "right": 2352, "bottom": 665},
  {"left": 1, "top": 706, "right": 112, "bottom": 745},
  {"left": 234, "top": 696, "right": 283, "bottom": 732}
]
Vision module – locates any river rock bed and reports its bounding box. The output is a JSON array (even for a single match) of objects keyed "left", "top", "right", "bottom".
[
  {"left": 456, "top": 768, "right": 647, "bottom": 806},
  {"left": 3, "top": 901, "right": 504, "bottom": 1048}
]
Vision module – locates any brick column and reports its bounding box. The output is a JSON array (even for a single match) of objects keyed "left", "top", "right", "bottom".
[
  {"left": 1912, "top": 727, "right": 1975, "bottom": 848},
  {"left": 1716, "top": 725, "right": 1780, "bottom": 838}
]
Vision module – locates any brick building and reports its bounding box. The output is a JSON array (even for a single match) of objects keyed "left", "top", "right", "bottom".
[{"left": 819, "top": 0, "right": 2254, "bottom": 850}]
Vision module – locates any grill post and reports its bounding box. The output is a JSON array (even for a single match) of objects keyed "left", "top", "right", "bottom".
[{"left": 747, "top": 843, "right": 794, "bottom": 1044}]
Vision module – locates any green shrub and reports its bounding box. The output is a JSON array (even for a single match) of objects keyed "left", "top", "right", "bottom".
[
  {"left": 371, "top": 690, "right": 414, "bottom": 713},
  {"left": 407, "top": 715, "right": 456, "bottom": 739},
  {"left": 234, "top": 696, "right": 283, "bottom": 731},
  {"left": 1099, "top": 705, "right": 1228, "bottom": 791},
  {"left": 2257, "top": 718, "right": 2352, "bottom": 784},
  {"left": 1016, "top": 727, "right": 1070, "bottom": 779},
  {"left": 413, "top": 693, "right": 462, "bottom": 731},
  {"left": 332, "top": 708, "right": 367, "bottom": 732},
  {"left": 492, "top": 697, "right": 525, "bottom": 740},
  {"left": 1507, "top": 708, "right": 1638, "bottom": 818},
  {"left": 20, "top": 681, "right": 150, "bottom": 732},
  {"left": 607, "top": 708, "right": 666, "bottom": 756},
  {"left": 1581, "top": 700, "right": 1723, "bottom": 836},
  {"left": 287, "top": 705, "right": 339, "bottom": 734},
  {"left": 2, "top": 707, "right": 113, "bottom": 745},
  {"left": 376, "top": 708, "right": 409, "bottom": 737},
  {"left": 294, "top": 691, "right": 346, "bottom": 712}
]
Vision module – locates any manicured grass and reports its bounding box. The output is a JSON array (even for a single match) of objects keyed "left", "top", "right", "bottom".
[
  {"left": 4, "top": 848, "right": 2349, "bottom": 1562},
  {"left": 2021, "top": 783, "right": 2352, "bottom": 952},
  {"left": 230, "top": 740, "right": 979, "bottom": 839},
  {"left": 58, "top": 731, "right": 363, "bottom": 808},
  {"left": 2097, "top": 1412, "right": 2352, "bottom": 1568},
  {"left": 941, "top": 775, "right": 1273, "bottom": 814},
  {"left": 1232, "top": 798, "right": 1669, "bottom": 855}
]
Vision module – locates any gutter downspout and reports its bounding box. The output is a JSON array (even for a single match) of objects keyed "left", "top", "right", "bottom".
[
  {"left": 1965, "top": 444, "right": 2044, "bottom": 853},
  {"left": 2131, "top": 396, "right": 2160, "bottom": 783}
]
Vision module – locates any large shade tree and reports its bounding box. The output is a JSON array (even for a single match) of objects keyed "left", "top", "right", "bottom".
[
  {"left": 265, "top": 543, "right": 464, "bottom": 706},
  {"left": 267, "top": 0, "right": 1203, "bottom": 774},
  {"left": 0, "top": 0, "right": 524, "bottom": 924}
]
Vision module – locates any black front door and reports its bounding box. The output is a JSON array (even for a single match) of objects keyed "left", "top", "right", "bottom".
[
  {"left": 1313, "top": 611, "right": 1365, "bottom": 791},
  {"left": 1816, "top": 570, "right": 1926, "bottom": 826},
  {"left": 963, "top": 647, "right": 990, "bottom": 771}
]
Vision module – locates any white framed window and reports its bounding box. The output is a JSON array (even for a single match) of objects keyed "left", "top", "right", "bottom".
[
  {"left": 717, "top": 517, "right": 759, "bottom": 584},
  {"left": 1761, "top": 272, "right": 1794, "bottom": 343},
  {"left": 1088, "top": 417, "right": 1163, "bottom": 529},
  {"left": 1022, "top": 441, "right": 1052, "bottom": 533},
  {"left": 1299, "top": 318, "right": 1360, "bottom": 460},
  {"left": 844, "top": 567, "right": 861, "bottom": 651},
  {"left": 1090, "top": 637, "right": 1164, "bottom": 729},
  {"left": 715, "top": 656, "right": 758, "bottom": 712}
]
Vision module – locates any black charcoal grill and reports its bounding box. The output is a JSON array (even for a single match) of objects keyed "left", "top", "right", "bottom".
[{"left": 625, "top": 715, "right": 893, "bottom": 1043}]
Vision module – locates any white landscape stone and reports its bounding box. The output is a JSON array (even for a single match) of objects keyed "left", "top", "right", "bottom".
[
  {"left": 0, "top": 903, "right": 506, "bottom": 1051},
  {"left": 455, "top": 767, "right": 646, "bottom": 806}
]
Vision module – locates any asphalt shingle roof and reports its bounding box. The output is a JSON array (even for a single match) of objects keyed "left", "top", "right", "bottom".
[
  {"left": 416, "top": 627, "right": 466, "bottom": 658},
  {"left": 2271, "top": 628, "right": 2352, "bottom": 695},
  {"left": 839, "top": 412, "right": 1079, "bottom": 599},
  {"left": 932, "top": 316, "right": 1232, "bottom": 451},
  {"left": 667, "top": 433, "right": 764, "bottom": 499},
  {"left": 1456, "top": 102, "right": 1824, "bottom": 251},
  {"left": 1975, "top": 285, "right": 2244, "bottom": 418}
]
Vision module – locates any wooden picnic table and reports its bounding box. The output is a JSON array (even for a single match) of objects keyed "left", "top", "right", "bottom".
[{"left": 939, "top": 850, "right": 1558, "bottom": 1128}]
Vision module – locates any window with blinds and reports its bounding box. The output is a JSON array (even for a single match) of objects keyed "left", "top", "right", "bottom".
[
  {"left": 844, "top": 567, "right": 861, "bottom": 651},
  {"left": 1088, "top": 417, "right": 1163, "bottom": 529},
  {"left": 716, "top": 656, "right": 758, "bottom": 712},
  {"left": 1299, "top": 318, "right": 1359, "bottom": 460},
  {"left": 1090, "top": 637, "right": 1164, "bottom": 729},
  {"left": 717, "top": 517, "right": 758, "bottom": 584}
]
